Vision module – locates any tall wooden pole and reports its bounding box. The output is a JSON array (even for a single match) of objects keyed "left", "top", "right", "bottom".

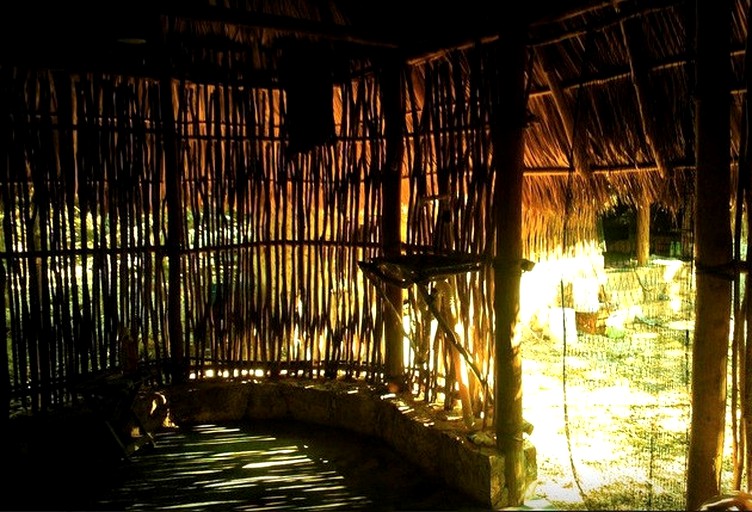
[
  {"left": 379, "top": 60, "right": 405, "bottom": 389},
  {"left": 686, "top": 0, "right": 732, "bottom": 509},
  {"left": 159, "top": 16, "right": 187, "bottom": 384},
  {"left": 742, "top": 0, "right": 752, "bottom": 491},
  {"left": 635, "top": 196, "right": 651, "bottom": 266},
  {"left": 491, "top": 24, "right": 528, "bottom": 507}
]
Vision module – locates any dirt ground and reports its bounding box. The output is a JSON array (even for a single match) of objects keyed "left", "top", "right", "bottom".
[{"left": 520, "top": 320, "right": 694, "bottom": 511}]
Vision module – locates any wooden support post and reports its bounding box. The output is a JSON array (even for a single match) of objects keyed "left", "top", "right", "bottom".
[
  {"left": 742, "top": 0, "right": 752, "bottom": 492},
  {"left": 379, "top": 60, "right": 405, "bottom": 389},
  {"left": 490, "top": 27, "right": 528, "bottom": 507},
  {"left": 686, "top": 1, "right": 733, "bottom": 509},
  {"left": 159, "top": 17, "right": 187, "bottom": 384},
  {"left": 635, "top": 196, "right": 651, "bottom": 266}
]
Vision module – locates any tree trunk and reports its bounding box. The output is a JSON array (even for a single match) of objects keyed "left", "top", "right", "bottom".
[
  {"left": 686, "top": 1, "right": 733, "bottom": 509},
  {"left": 490, "top": 27, "right": 528, "bottom": 507}
]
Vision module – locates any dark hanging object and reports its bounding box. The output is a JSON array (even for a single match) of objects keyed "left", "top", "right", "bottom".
[{"left": 280, "top": 42, "right": 335, "bottom": 155}]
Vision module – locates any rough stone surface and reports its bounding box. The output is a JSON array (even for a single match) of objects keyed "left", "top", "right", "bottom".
[{"left": 163, "top": 378, "right": 537, "bottom": 509}]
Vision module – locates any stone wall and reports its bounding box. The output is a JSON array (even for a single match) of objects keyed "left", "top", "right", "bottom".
[{"left": 163, "top": 378, "right": 537, "bottom": 509}]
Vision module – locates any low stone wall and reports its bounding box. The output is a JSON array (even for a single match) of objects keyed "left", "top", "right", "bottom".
[{"left": 163, "top": 378, "right": 537, "bottom": 509}]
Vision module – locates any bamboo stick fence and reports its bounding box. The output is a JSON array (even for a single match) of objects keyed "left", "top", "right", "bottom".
[{"left": 1, "top": 41, "right": 674, "bottom": 423}]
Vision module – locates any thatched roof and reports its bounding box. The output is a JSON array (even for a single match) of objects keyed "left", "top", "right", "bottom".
[{"left": 0, "top": 0, "right": 747, "bottom": 231}]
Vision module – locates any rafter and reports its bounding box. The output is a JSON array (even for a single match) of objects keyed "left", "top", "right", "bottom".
[
  {"left": 166, "top": 4, "right": 399, "bottom": 50},
  {"left": 538, "top": 47, "right": 591, "bottom": 175},
  {"left": 618, "top": 6, "right": 671, "bottom": 179}
]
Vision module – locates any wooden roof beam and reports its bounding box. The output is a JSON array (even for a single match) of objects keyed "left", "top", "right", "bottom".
[
  {"left": 529, "top": 0, "right": 684, "bottom": 48},
  {"left": 537, "top": 47, "right": 591, "bottom": 175},
  {"left": 165, "top": 4, "right": 399, "bottom": 50},
  {"left": 617, "top": 6, "right": 671, "bottom": 179},
  {"left": 406, "top": 0, "right": 681, "bottom": 63},
  {"left": 523, "top": 161, "right": 694, "bottom": 175},
  {"left": 529, "top": 45, "right": 746, "bottom": 99}
]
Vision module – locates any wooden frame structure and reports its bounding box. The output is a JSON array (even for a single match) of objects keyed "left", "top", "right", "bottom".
[{"left": 2, "top": 0, "right": 752, "bottom": 507}]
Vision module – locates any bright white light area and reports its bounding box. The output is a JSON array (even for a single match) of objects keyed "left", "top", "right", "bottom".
[
  {"left": 241, "top": 455, "right": 310, "bottom": 470},
  {"left": 160, "top": 501, "right": 243, "bottom": 509}
]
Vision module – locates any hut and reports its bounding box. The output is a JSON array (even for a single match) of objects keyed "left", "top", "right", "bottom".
[{"left": 0, "top": 0, "right": 748, "bottom": 510}]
